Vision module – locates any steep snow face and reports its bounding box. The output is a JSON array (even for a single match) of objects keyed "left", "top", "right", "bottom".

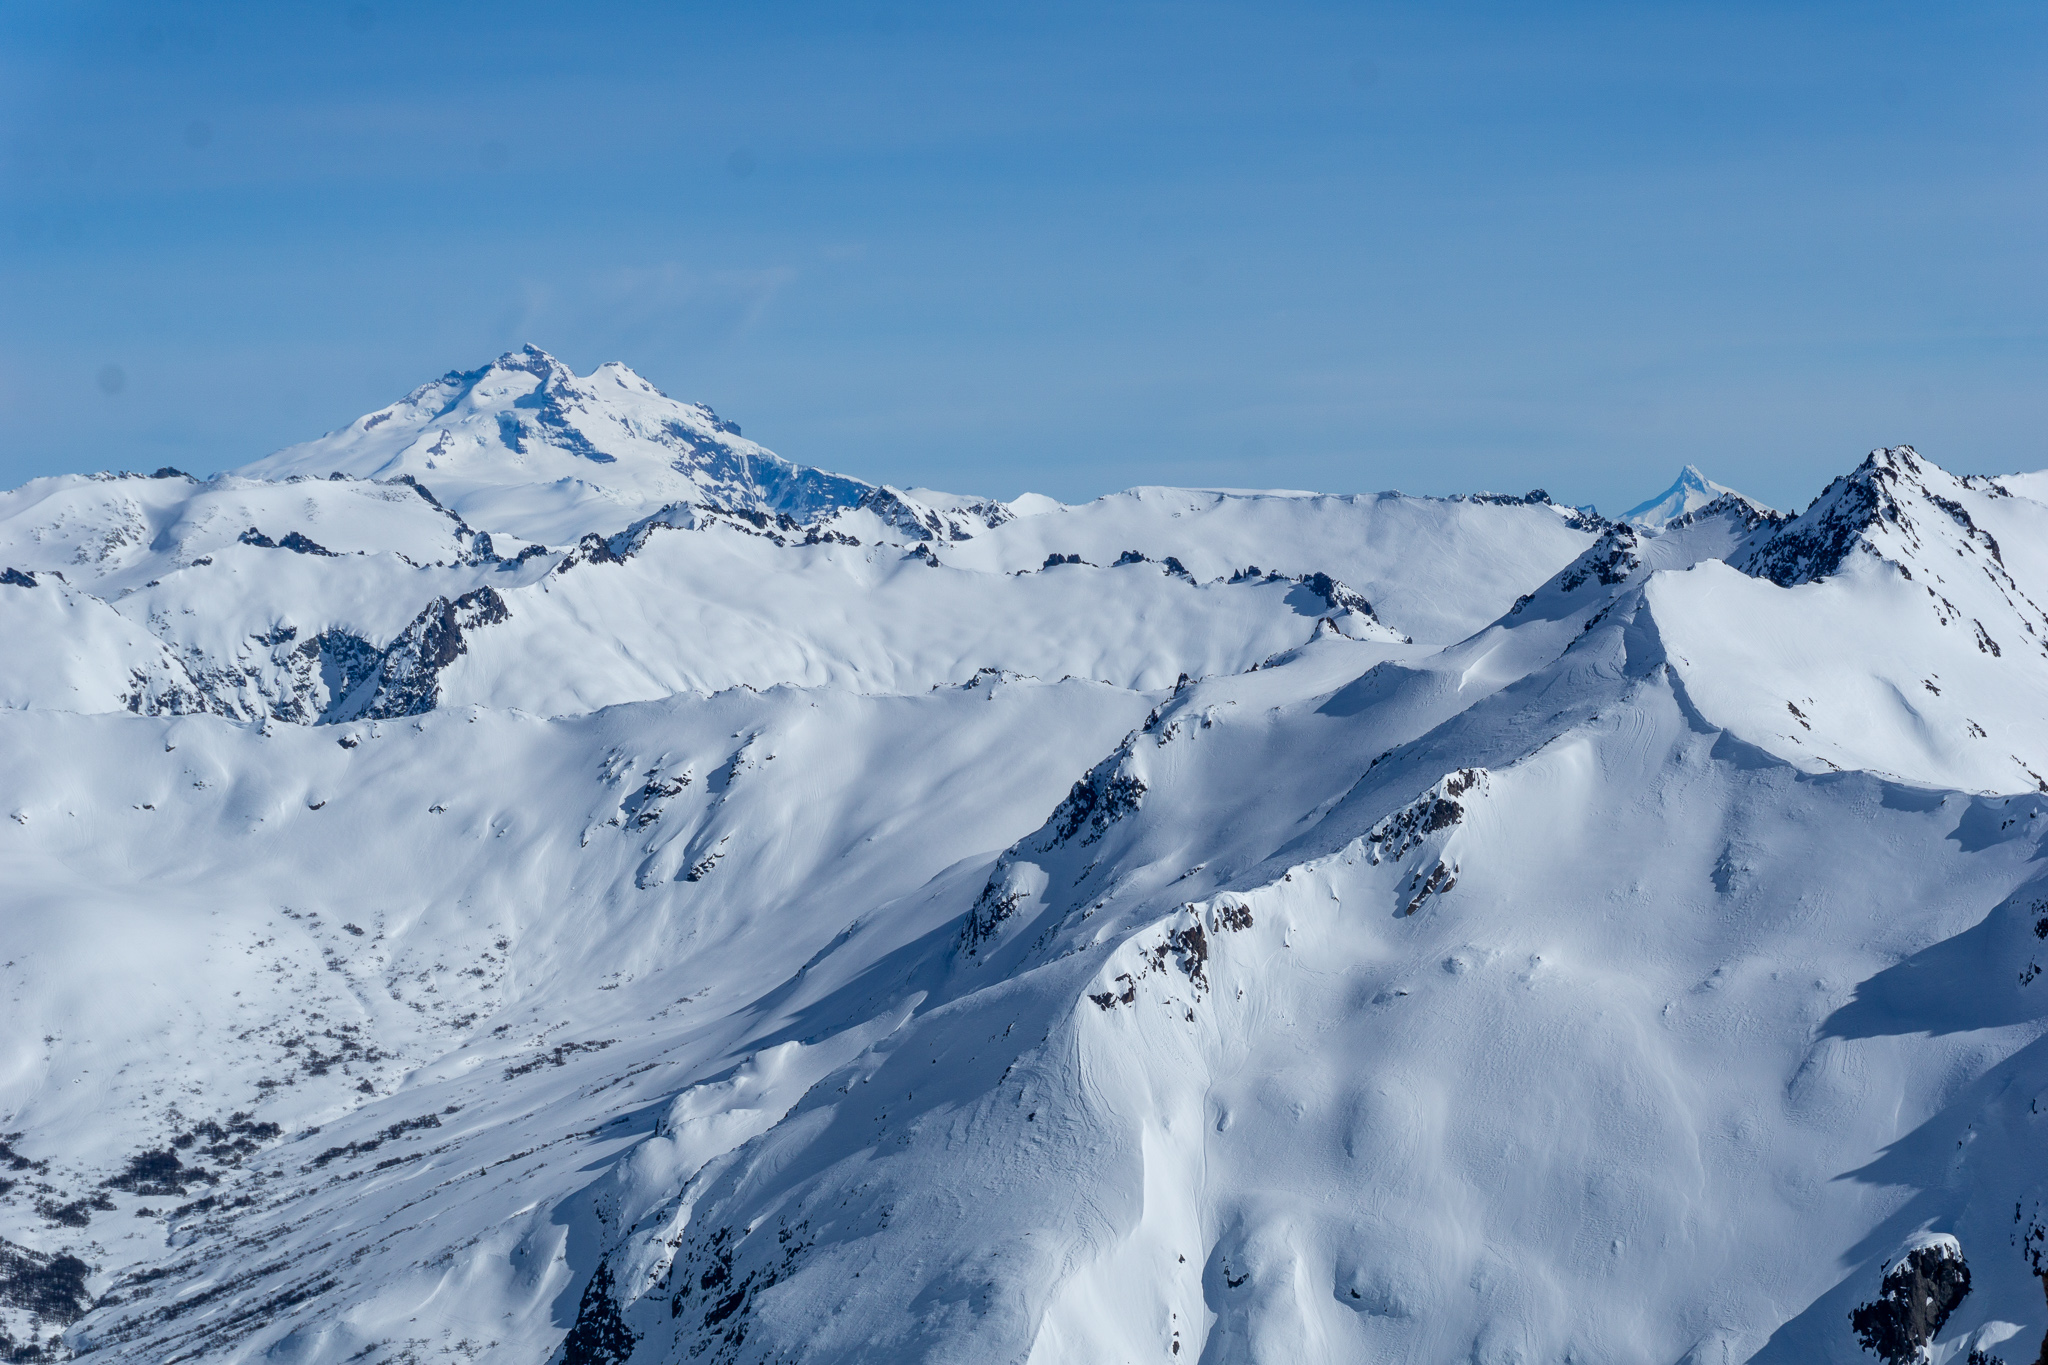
[
  {"left": 1648, "top": 446, "right": 2048, "bottom": 792},
  {"left": 236, "top": 346, "right": 871, "bottom": 543},
  {"left": 14, "top": 413, "right": 2048, "bottom": 1365},
  {"left": 1624, "top": 464, "right": 1773, "bottom": 529},
  {"left": 1648, "top": 553, "right": 2048, "bottom": 794}
]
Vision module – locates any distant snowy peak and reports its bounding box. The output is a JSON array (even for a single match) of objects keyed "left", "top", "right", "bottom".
[
  {"left": 233, "top": 345, "right": 871, "bottom": 541},
  {"left": 1624, "top": 464, "right": 1772, "bottom": 530}
]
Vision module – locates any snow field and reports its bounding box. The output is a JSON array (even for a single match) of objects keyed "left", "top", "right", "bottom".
[{"left": 6, "top": 353, "right": 2048, "bottom": 1363}]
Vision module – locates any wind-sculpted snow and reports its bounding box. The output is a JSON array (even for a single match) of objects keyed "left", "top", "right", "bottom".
[{"left": 13, "top": 390, "right": 2048, "bottom": 1365}]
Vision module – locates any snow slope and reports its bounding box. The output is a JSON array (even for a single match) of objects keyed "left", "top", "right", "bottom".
[
  {"left": 7, "top": 354, "right": 2048, "bottom": 1365},
  {"left": 1661, "top": 446, "right": 2048, "bottom": 793}
]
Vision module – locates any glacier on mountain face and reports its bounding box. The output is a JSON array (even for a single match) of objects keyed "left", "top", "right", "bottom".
[{"left": 5, "top": 358, "right": 2048, "bottom": 1365}]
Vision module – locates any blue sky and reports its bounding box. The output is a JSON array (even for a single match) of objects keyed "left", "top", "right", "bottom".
[{"left": 2, "top": 2, "right": 2043, "bottom": 512}]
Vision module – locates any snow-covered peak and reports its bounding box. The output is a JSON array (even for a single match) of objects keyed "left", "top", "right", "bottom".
[
  {"left": 232, "top": 345, "right": 871, "bottom": 543},
  {"left": 1735, "top": 444, "right": 2017, "bottom": 589},
  {"left": 1623, "top": 464, "right": 1770, "bottom": 530}
]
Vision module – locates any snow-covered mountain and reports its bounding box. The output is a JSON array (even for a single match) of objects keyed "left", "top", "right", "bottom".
[
  {"left": 5, "top": 360, "right": 2048, "bottom": 1365},
  {"left": 1624, "top": 463, "right": 1776, "bottom": 530},
  {"left": 236, "top": 345, "right": 871, "bottom": 543}
]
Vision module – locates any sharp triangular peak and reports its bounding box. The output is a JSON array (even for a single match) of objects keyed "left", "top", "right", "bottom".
[{"left": 1623, "top": 464, "right": 1769, "bottom": 530}]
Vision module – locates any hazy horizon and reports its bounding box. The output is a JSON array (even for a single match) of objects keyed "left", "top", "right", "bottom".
[{"left": 4, "top": 1, "right": 2043, "bottom": 513}]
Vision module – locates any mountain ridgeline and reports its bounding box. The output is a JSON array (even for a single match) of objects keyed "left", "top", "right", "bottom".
[{"left": 3, "top": 350, "right": 2047, "bottom": 1365}]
